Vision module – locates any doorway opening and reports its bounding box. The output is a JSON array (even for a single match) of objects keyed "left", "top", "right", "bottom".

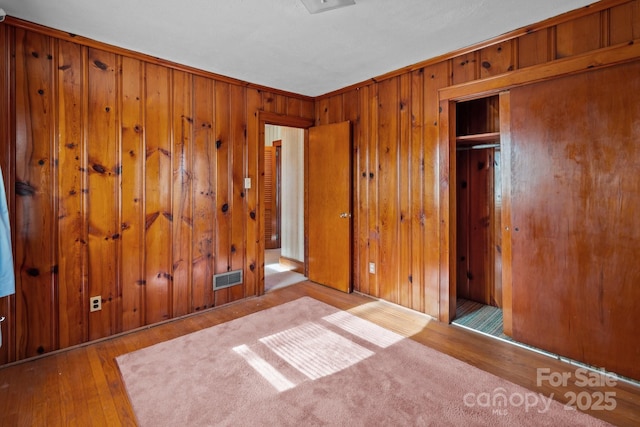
[
  {"left": 263, "top": 125, "right": 307, "bottom": 292},
  {"left": 451, "top": 95, "right": 506, "bottom": 339}
]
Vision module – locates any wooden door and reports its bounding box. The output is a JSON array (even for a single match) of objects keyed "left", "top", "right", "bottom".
[
  {"left": 308, "top": 121, "right": 351, "bottom": 293},
  {"left": 509, "top": 62, "right": 640, "bottom": 380}
]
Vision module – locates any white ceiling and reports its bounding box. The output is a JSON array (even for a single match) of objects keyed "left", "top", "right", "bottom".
[{"left": 1, "top": 0, "right": 596, "bottom": 97}]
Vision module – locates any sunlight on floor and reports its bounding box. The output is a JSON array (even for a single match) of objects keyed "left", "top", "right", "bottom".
[
  {"left": 260, "top": 322, "right": 373, "bottom": 380},
  {"left": 264, "top": 249, "right": 307, "bottom": 291},
  {"left": 265, "top": 262, "right": 295, "bottom": 273},
  {"left": 232, "top": 305, "right": 413, "bottom": 393},
  {"left": 347, "top": 301, "right": 432, "bottom": 338},
  {"left": 232, "top": 344, "right": 296, "bottom": 392}
]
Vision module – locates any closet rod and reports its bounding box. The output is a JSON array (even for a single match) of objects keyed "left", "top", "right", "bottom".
[{"left": 456, "top": 143, "right": 500, "bottom": 151}]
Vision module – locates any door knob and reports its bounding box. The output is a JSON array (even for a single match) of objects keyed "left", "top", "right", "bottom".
[{"left": 340, "top": 212, "right": 352, "bottom": 218}]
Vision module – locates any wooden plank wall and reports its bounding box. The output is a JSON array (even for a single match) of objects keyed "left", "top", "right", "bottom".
[
  {"left": 316, "top": 0, "right": 640, "bottom": 318},
  {"left": 0, "top": 23, "right": 313, "bottom": 364},
  {"left": 455, "top": 148, "right": 495, "bottom": 306},
  {"left": 0, "top": 0, "right": 638, "bottom": 365}
]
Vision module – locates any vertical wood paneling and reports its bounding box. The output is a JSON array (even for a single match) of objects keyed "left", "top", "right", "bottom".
[
  {"left": 377, "top": 78, "right": 399, "bottom": 303},
  {"left": 144, "top": 63, "right": 172, "bottom": 324},
  {"left": 0, "top": 23, "right": 15, "bottom": 365},
  {"left": 214, "top": 82, "right": 231, "bottom": 306},
  {"left": 342, "top": 89, "right": 360, "bottom": 290},
  {"left": 556, "top": 12, "right": 602, "bottom": 58},
  {"left": 87, "top": 48, "right": 118, "bottom": 340},
  {"left": 316, "top": 97, "right": 330, "bottom": 126},
  {"left": 609, "top": 1, "right": 640, "bottom": 45},
  {"left": 355, "top": 85, "right": 371, "bottom": 295},
  {"left": 3, "top": 22, "right": 315, "bottom": 363},
  {"left": 451, "top": 52, "right": 478, "bottom": 85},
  {"left": 299, "top": 98, "right": 315, "bottom": 121},
  {"left": 423, "top": 62, "right": 449, "bottom": 317},
  {"left": 57, "top": 39, "right": 86, "bottom": 347},
  {"left": 120, "top": 56, "right": 144, "bottom": 331},
  {"left": 410, "top": 69, "right": 425, "bottom": 312},
  {"left": 367, "top": 85, "right": 379, "bottom": 297},
  {"left": 456, "top": 151, "right": 470, "bottom": 299},
  {"left": 438, "top": 98, "right": 456, "bottom": 322},
  {"left": 15, "top": 29, "right": 57, "bottom": 357},
  {"left": 245, "top": 89, "right": 261, "bottom": 297},
  {"left": 398, "top": 73, "right": 412, "bottom": 307},
  {"left": 286, "top": 97, "right": 302, "bottom": 117},
  {"left": 271, "top": 94, "right": 288, "bottom": 114},
  {"left": 479, "top": 41, "right": 514, "bottom": 78},
  {"left": 290, "top": 96, "right": 313, "bottom": 119},
  {"left": 191, "top": 76, "right": 215, "bottom": 311},
  {"left": 229, "top": 84, "right": 246, "bottom": 302},
  {"left": 171, "top": 70, "right": 193, "bottom": 317},
  {"left": 261, "top": 91, "right": 281, "bottom": 114},
  {"left": 518, "top": 30, "right": 551, "bottom": 69},
  {"left": 467, "top": 149, "right": 492, "bottom": 305},
  {"left": 327, "top": 95, "right": 343, "bottom": 124},
  {"left": 499, "top": 92, "right": 513, "bottom": 335}
]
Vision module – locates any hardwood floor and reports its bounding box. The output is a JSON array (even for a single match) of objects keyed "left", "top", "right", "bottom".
[{"left": 0, "top": 281, "right": 638, "bottom": 426}]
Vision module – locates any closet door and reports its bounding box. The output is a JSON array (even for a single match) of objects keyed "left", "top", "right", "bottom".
[
  {"left": 264, "top": 143, "right": 280, "bottom": 250},
  {"left": 509, "top": 61, "right": 640, "bottom": 381}
]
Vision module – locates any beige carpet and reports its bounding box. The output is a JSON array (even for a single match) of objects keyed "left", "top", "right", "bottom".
[{"left": 116, "top": 297, "right": 609, "bottom": 426}]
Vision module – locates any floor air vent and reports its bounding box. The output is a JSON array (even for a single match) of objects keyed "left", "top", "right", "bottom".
[{"left": 213, "top": 270, "right": 243, "bottom": 290}]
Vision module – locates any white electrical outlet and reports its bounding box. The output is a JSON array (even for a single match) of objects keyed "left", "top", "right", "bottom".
[
  {"left": 369, "top": 262, "right": 376, "bottom": 274},
  {"left": 90, "top": 296, "right": 102, "bottom": 312}
]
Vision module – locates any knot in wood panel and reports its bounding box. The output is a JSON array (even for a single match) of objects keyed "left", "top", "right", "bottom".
[
  {"left": 15, "top": 181, "right": 36, "bottom": 196},
  {"left": 93, "top": 60, "right": 108, "bottom": 71}
]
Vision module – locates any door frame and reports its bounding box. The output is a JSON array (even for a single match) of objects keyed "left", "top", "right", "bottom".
[
  {"left": 257, "top": 112, "right": 314, "bottom": 295},
  {"left": 437, "top": 91, "right": 512, "bottom": 333}
]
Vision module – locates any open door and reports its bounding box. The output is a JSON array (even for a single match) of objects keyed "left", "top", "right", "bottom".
[{"left": 307, "top": 121, "right": 351, "bottom": 293}]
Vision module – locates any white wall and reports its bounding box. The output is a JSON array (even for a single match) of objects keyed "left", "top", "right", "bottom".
[{"left": 265, "top": 125, "right": 304, "bottom": 262}]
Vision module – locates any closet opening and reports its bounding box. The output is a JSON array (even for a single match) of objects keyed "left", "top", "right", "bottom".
[{"left": 452, "top": 95, "right": 507, "bottom": 339}]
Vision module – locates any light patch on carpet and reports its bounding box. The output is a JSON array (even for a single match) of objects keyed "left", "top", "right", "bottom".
[
  {"left": 259, "top": 322, "right": 374, "bottom": 380},
  {"left": 322, "top": 310, "right": 404, "bottom": 348},
  {"left": 232, "top": 344, "right": 296, "bottom": 392}
]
